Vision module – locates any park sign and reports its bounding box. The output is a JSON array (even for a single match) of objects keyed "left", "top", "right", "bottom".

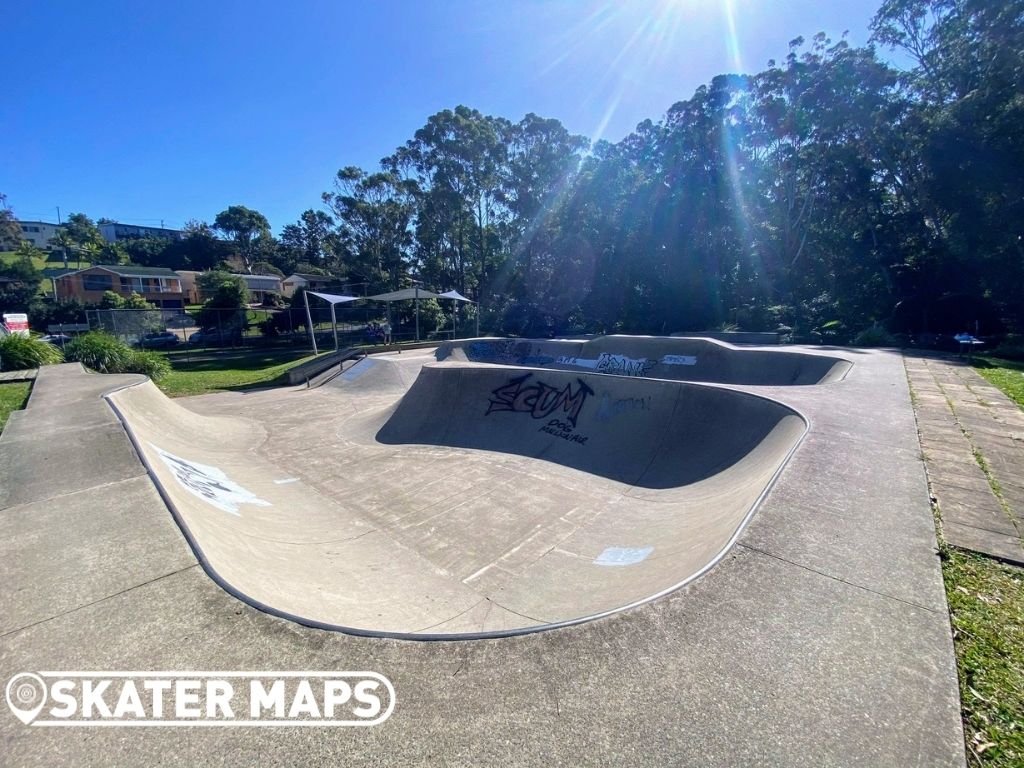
[{"left": 2, "top": 313, "right": 29, "bottom": 337}]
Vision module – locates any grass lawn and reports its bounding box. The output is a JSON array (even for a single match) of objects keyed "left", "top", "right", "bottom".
[
  {"left": 156, "top": 349, "right": 316, "bottom": 397},
  {"left": 1, "top": 250, "right": 46, "bottom": 270},
  {"left": 940, "top": 544, "right": 1024, "bottom": 766},
  {"left": 0, "top": 250, "right": 91, "bottom": 271},
  {"left": 0, "top": 381, "right": 31, "bottom": 434},
  {"left": 974, "top": 357, "right": 1024, "bottom": 410}
]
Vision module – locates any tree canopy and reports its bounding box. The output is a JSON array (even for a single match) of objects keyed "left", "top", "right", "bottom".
[
  {"left": 5, "top": 0, "right": 1021, "bottom": 340},
  {"left": 312, "top": 0, "right": 1023, "bottom": 338}
]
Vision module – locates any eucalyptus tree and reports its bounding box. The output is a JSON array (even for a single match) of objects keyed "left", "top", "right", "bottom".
[
  {"left": 323, "top": 166, "right": 414, "bottom": 292},
  {"left": 213, "top": 205, "right": 272, "bottom": 272},
  {"left": 279, "top": 209, "right": 338, "bottom": 270},
  {"left": 385, "top": 106, "right": 510, "bottom": 297},
  {"left": 872, "top": 0, "right": 1024, "bottom": 329}
]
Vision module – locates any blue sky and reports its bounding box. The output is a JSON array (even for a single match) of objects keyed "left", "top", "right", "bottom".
[{"left": 2, "top": 1, "right": 885, "bottom": 234}]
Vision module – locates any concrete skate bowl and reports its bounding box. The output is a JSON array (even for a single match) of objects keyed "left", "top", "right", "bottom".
[
  {"left": 437, "top": 335, "right": 852, "bottom": 385},
  {"left": 104, "top": 364, "right": 806, "bottom": 639}
]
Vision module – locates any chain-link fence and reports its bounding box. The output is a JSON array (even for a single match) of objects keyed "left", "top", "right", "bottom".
[{"left": 86, "top": 303, "right": 480, "bottom": 354}]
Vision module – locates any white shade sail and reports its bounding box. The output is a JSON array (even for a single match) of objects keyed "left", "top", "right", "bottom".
[
  {"left": 437, "top": 290, "right": 473, "bottom": 302},
  {"left": 368, "top": 288, "right": 441, "bottom": 302},
  {"left": 308, "top": 291, "right": 359, "bottom": 304}
]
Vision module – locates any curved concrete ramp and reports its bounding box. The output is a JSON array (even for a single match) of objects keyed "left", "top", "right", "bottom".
[
  {"left": 437, "top": 335, "right": 851, "bottom": 385},
  {"left": 325, "top": 349, "right": 431, "bottom": 395},
  {"left": 379, "top": 364, "right": 803, "bottom": 488},
  {"left": 106, "top": 362, "right": 806, "bottom": 638}
]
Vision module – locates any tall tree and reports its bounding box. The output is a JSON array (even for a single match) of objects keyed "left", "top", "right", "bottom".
[
  {"left": 279, "top": 209, "right": 338, "bottom": 269},
  {"left": 323, "top": 167, "right": 414, "bottom": 292},
  {"left": 872, "top": 0, "right": 1024, "bottom": 330},
  {"left": 0, "top": 246, "right": 43, "bottom": 313},
  {"left": 386, "top": 106, "right": 510, "bottom": 296},
  {"left": 213, "top": 206, "right": 272, "bottom": 272},
  {"left": 0, "top": 194, "right": 22, "bottom": 249}
]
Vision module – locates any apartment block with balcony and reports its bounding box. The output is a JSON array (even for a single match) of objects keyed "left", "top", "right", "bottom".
[{"left": 55, "top": 265, "right": 186, "bottom": 308}]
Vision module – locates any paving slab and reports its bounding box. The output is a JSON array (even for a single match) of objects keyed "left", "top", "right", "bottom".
[
  {"left": 0, "top": 369, "right": 36, "bottom": 382},
  {"left": 904, "top": 353, "right": 1024, "bottom": 564},
  {"left": 930, "top": 484, "right": 1018, "bottom": 537},
  {"left": 942, "top": 522, "right": 1024, "bottom": 565}
]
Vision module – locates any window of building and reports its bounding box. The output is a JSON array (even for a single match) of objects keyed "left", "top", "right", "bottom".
[{"left": 82, "top": 274, "right": 113, "bottom": 292}]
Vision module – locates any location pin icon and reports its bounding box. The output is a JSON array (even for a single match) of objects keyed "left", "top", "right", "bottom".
[{"left": 6, "top": 673, "right": 47, "bottom": 725}]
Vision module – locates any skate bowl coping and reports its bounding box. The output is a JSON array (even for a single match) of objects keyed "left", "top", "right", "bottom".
[{"left": 436, "top": 335, "right": 851, "bottom": 385}]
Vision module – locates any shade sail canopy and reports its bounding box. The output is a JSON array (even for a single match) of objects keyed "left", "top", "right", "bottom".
[
  {"left": 308, "top": 291, "right": 359, "bottom": 304},
  {"left": 437, "top": 290, "right": 473, "bottom": 302},
  {"left": 368, "top": 288, "right": 441, "bottom": 302}
]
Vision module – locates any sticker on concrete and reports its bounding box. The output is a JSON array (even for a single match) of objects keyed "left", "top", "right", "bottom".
[
  {"left": 661, "top": 354, "right": 697, "bottom": 366},
  {"left": 151, "top": 444, "right": 271, "bottom": 516},
  {"left": 341, "top": 358, "right": 378, "bottom": 381},
  {"left": 273, "top": 477, "right": 299, "bottom": 485},
  {"left": 556, "top": 355, "right": 598, "bottom": 369},
  {"left": 595, "top": 393, "right": 651, "bottom": 423},
  {"left": 594, "top": 546, "right": 654, "bottom": 566}
]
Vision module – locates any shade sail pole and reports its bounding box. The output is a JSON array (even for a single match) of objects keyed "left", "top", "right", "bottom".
[
  {"left": 330, "top": 301, "right": 338, "bottom": 351},
  {"left": 304, "top": 289, "right": 318, "bottom": 355},
  {"left": 415, "top": 285, "right": 420, "bottom": 342}
]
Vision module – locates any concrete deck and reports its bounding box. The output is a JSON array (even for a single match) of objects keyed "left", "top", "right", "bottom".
[{"left": 0, "top": 343, "right": 966, "bottom": 766}]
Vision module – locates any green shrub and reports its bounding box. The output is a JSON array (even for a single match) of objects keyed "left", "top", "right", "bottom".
[
  {"left": 63, "top": 332, "right": 132, "bottom": 373},
  {"left": 128, "top": 349, "right": 171, "bottom": 380},
  {"left": 63, "top": 331, "right": 170, "bottom": 380},
  {"left": 0, "top": 334, "right": 64, "bottom": 371},
  {"left": 990, "top": 335, "right": 1024, "bottom": 362},
  {"left": 853, "top": 326, "right": 899, "bottom": 347}
]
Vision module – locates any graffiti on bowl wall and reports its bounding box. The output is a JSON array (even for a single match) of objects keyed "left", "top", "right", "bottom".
[
  {"left": 486, "top": 373, "right": 594, "bottom": 429},
  {"left": 150, "top": 443, "right": 271, "bottom": 516}
]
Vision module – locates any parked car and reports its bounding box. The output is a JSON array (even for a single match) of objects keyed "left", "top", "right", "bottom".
[
  {"left": 39, "top": 333, "right": 72, "bottom": 346},
  {"left": 188, "top": 327, "right": 241, "bottom": 345},
  {"left": 139, "top": 331, "right": 180, "bottom": 349}
]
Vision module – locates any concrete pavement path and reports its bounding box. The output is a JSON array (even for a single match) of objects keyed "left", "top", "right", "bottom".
[{"left": 904, "top": 353, "right": 1024, "bottom": 565}]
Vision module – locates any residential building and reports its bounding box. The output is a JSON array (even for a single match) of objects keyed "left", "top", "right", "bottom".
[
  {"left": 41, "top": 267, "right": 77, "bottom": 298},
  {"left": 55, "top": 265, "right": 185, "bottom": 308},
  {"left": 233, "top": 273, "right": 283, "bottom": 303},
  {"left": 183, "top": 272, "right": 283, "bottom": 304},
  {"left": 12, "top": 220, "right": 60, "bottom": 251},
  {"left": 175, "top": 270, "right": 202, "bottom": 304},
  {"left": 99, "top": 222, "right": 184, "bottom": 243},
  {"left": 282, "top": 273, "right": 346, "bottom": 297}
]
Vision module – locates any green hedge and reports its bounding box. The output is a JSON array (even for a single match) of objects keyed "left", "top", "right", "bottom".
[
  {"left": 0, "top": 334, "right": 64, "bottom": 371},
  {"left": 63, "top": 332, "right": 170, "bottom": 380}
]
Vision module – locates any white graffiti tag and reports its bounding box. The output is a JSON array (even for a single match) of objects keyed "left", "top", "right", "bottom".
[
  {"left": 555, "top": 354, "right": 653, "bottom": 377},
  {"left": 150, "top": 444, "right": 271, "bottom": 516}
]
